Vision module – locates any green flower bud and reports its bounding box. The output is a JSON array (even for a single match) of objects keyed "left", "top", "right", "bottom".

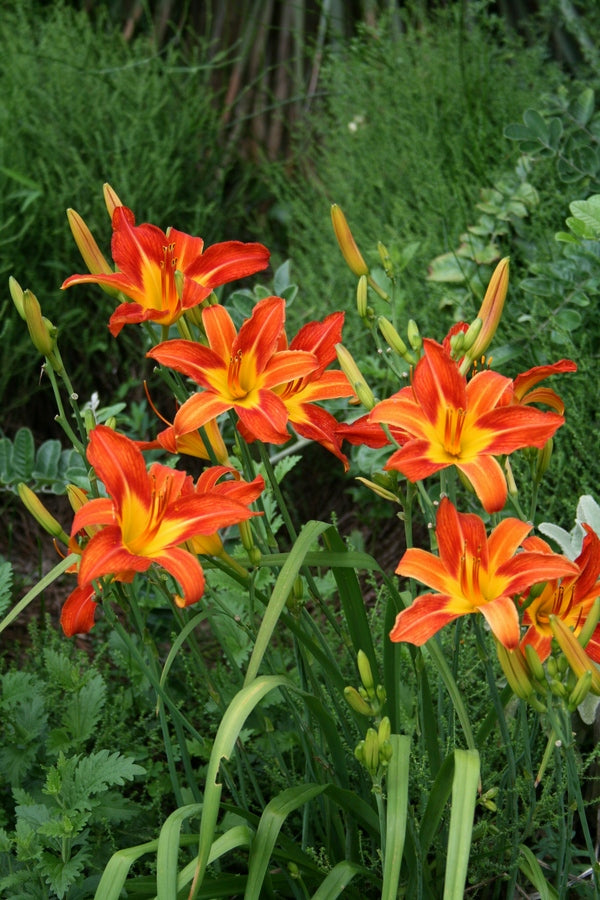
[
  {"left": 356, "top": 275, "right": 368, "bottom": 318},
  {"left": 344, "top": 685, "right": 373, "bottom": 717},
  {"left": 406, "top": 319, "right": 422, "bottom": 352}
]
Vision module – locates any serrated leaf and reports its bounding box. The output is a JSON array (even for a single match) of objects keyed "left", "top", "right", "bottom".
[
  {"left": 63, "top": 674, "right": 107, "bottom": 746},
  {"left": 74, "top": 750, "right": 145, "bottom": 798},
  {"left": 41, "top": 847, "right": 89, "bottom": 900}
]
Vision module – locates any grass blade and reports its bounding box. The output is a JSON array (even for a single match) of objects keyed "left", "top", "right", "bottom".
[{"left": 381, "top": 734, "right": 411, "bottom": 900}]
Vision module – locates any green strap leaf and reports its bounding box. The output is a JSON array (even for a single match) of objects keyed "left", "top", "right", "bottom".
[
  {"left": 443, "top": 749, "right": 480, "bottom": 900},
  {"left": 245, "top": 783, "right": 328, "bottom": 900},
  {"left": 156, "top": 803, "right": 203, "bottom": 900},
  {"left": 518, "top": 844, "right": 559, "bottom": 900},
  {"left": 244, "top": 520, "right": 330, "bottom": 685},
  {"left": 193, "top": 675, "right": 290, "bottom": 895},
  {"left": 310, "top": 860, "right": 368, "bottom": 899},
  {"left": 381, "top": 734, "right": 411, "bottom": 900}
]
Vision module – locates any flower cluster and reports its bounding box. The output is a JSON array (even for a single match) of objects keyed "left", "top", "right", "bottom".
[{"left": 15, "top": 187, "right": 600, "bottom": 710}]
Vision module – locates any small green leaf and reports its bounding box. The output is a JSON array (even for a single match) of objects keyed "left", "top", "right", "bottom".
[
  {"left": 522, "top": 108, "right": 549, "bottom": 142},
  {"left": 32, "top": 439, "right": 62, "bottom": 482},
  {"left": 571, "top": 87, "right": 595, "bottom": 126}
]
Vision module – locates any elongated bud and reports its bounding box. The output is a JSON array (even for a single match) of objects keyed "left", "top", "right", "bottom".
[
  {"left": 67, "top": 209, "right": 113, "bottom": 275},
  {"left": 461, "top": 317, "right": 483, "bottom": 352},
  {"left": 568, "top": 670, "right": 593, "bottom": 711},
  {"left": 356, "top": 275, "right": 368, "bottom": 318},
  {"left": 363, "top": 727, "right": 380, "bottom": 776},
  {"left": 344, "top": 685, "right": 374, "bottom": 717},
  {"left": 495, "top": 641, "right": 534, "bottom": 700},
  {"left": 377, "top": 316, "right": 417, "bottom": 364},
  {"left": 378, "top": 241, "right": 394, "bottom": 279},
  {"left": 9, "top": 276, "right": 26, "bottom": 320},
  {"left": 357, "top": 649, "right": 375, "bottom": 694},
  {"left": 239, "top": 519, "right": 262, "bottom": 565},
  {"left": 578, "top": 596, "right": 600, "bottom": 650},
  {"left": 459, "top": 257, "right": 509, "bottom": 375},
  {"left": 18, "top": 483, "right": 70, "bottom": 543},
  {"left": 406, "top": 319, "right": 422, "bottom": 352},
  {"left": 335, "top": 344, "right": 376, "bottom": 410},
  {"left": 331, "top": 204, "right": 369, "bottom": 277},
  {"left": 23, "top": 289, "right": 55, "bottom": 358},
  {"left": 534, "top": 439, "right": 553, "bottom": 483},
  {"left": 549, "top": 615, "right": 600, "bottom": 695},
  {"left": 174, "top": 268, "right": 185, "bottom": 302},
  {"left": 66, "top": 484, "right": 88, "bottom": 512},
  {"left": 103, "top": 183, "right": 123, "bottom": 219},
  {"left": 355, "top": 476, "right": 400, "bottom": 504},
  {"left": 378, "top": 716, "right": 391, "bottom": 744},
  {"left": 524, "top": 644, "right": 546, "bottom": 685}
]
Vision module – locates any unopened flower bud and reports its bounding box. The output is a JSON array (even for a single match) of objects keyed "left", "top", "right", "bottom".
[
  {"left": 578, "top": 597, "right": 600, "bottom": 650},
  {"left": 23, "top": 290, "right": 55, "bottom": 358},
  {"left": 174, "top": 268, "right": 185, "bottom": 302},
  {"left": 331, "top": 204, "right": 369, "bottom": 277},
  {"left": 67, "top": 209, "right": 113, "bottom": 275},
  {"left": 377, "top": 317, "right": 416, "bottom": 364},
  {"left": 357, "top": 649, "right": 375, "bottom": 694},
  {"left": 18, "top": 483, "right": 70, "bottom": 543},
  {"left": 344, "top": 685, "right": 374, "bottom": 717},
  {"left": 378, "top": 716, "right": 391, "bottom": 744},
  {"left": 103, "top": 183, "right": 123, "bottom": 218},
  {"left": 355, "top": 476, "right": 400, "bottom": 504},
  {"left": 335, "top": 344, "right": 376, "bottom": 410},
  {"left": 459, "top": 257, "right": 509, "bottom": 375},
  {"left": 406, "top": 319, "right": 422, "bottom": 352},
  {"left": 550, "top": 615, "right": 600, "bottom": 695},
  {"left": 378, "top": 242, "right": 394, "bottom": 279},
  {"left": 356, "top": 275, "right": 368, "bottom": 318},
  {"left": 524, "top": 644, "right": 546, "bottom": 685},
  {"left": 568, "top": 670, "right": 593, "bottom": 711},
  {"left": 534, "top": 439, "right": 553, "bottom": 483},
  {"left": 363, "top": 727, "right": 380, "bottom": 776},
  {"left": 9, "top": 276, "right": 26, "bottom": 320},
  {"left": 376, "top": 684, "right": 386, "bottom": 707},
  {"left": 379, "top": 739, "right": 393, "bottom": 765},
  {"left": 354, "top": 740, "right": 365, "bottom": 765},
  {"left": 461, "top": 317, "right": 483, "bottom": 352}
]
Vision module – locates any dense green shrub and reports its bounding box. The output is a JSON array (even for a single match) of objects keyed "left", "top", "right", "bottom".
[{"left": 0, "top": 1, "right": 265, "bottom": 432}]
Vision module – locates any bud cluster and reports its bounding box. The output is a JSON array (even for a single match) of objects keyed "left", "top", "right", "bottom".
[
  {"left": 344, "top": 651, "right": 393, "bottom": 778},
  {"left": 495, "top": 598, "right": 600, "bottom": 715}
]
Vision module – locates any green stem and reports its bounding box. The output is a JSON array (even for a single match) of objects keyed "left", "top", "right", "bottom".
[{"left": 473, "top": 619, "right": 520, "bottom": 893}]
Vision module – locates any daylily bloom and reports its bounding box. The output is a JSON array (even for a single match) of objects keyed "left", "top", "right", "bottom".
[
  {"left": 391, "top": 498, "right": 578, "bottom": 648},
  {"left": 186, "top": 466, "right": 264, "bottom": 557},
  {"left": 520, "top": 527, "right": 600, "bottom": 662},
  {"left": 267, "top": 312, "right": 355, "bottom": 467},
  {"left": 510, "top": 359, "right": 577, "bottom": 415},
  {"left": 62, "top": 425, "right": 262, "bottom": 634},
  {"left": 148, "top": 296, "right": 319, "bottom": 445},
  {"left": 369, "top": 339, "right": 566, "bottom": 513},
  {"left": 62, "top": 205, "right": 270, "bottom": 336}
]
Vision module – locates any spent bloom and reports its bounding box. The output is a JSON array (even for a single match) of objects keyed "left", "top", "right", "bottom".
[
  {"left": 369, "top": 339, "right": 566, "bottom": 513},
  {"left": 391, "top": 498, "right": 578, "bottom": 648},
  {"left": 61, "top": 426, "right": 262, "bottom": 635},
  {"left": 62, "top": 205, "right": 270, "bottom": 335}
]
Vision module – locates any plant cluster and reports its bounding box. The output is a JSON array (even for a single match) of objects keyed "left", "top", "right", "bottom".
[{"left": 1, "top": 168, "right": 599, "bottom": 899}]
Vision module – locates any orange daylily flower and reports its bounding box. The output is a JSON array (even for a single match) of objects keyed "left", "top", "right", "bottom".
[
  {"left": 61, "top": 425, "right": 262, "bottom": 635},
  {"left": 186, "top": 466, "right": 265, "bottom": 557},
  {"left": 520, "top": 527, "right": 600, "bottom": 663},
  {"left": 148, "top": 296, "right": 319, "bottom": 445},
  {"left": 258, "top": 312, "right": 354, "bottom": 467},
  {"left": 62, "top": 206, "right": 270, "bottom": 336},
  {"left": 391, "top": 498, "right": 578, "bottom": 648},
  {"left": 369, "top": 339, "right": 566, "bottom": 513},
  {"left": 510, "top": 359, "right": 577, "bottom": 415}
]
